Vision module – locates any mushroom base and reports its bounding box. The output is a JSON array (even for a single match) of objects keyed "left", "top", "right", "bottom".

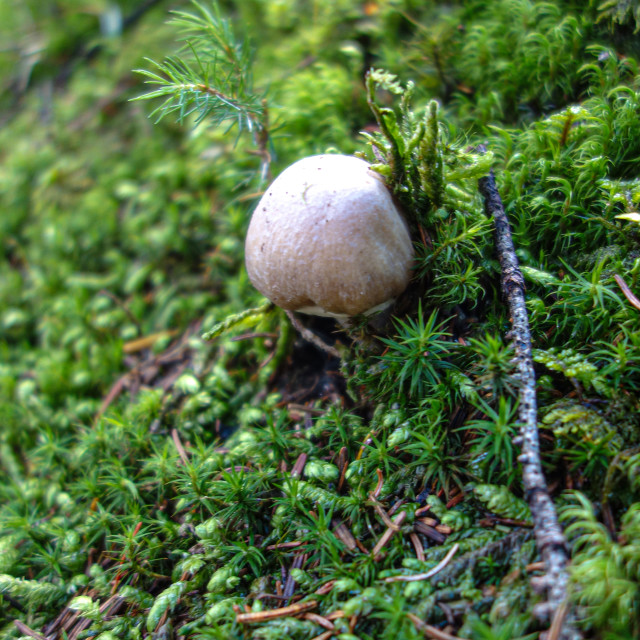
[{"left": 295, "top": 298, "right": 396, "bottom": 320}]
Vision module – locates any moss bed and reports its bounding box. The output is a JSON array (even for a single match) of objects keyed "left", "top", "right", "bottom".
[{"left": 1, "top": 1, "right": 640, "bottom": 639}]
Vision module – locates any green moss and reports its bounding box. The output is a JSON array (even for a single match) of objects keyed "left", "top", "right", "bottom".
[{"left": 1, "top": 1, "right": 640, "bottom": 638}]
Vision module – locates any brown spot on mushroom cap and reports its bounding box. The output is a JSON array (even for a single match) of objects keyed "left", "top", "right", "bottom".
[{"left": 245, "top": 154, "right": 414, "bottom": 317}]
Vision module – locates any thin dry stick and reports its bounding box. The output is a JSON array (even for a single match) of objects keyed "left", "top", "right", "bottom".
[
  {"left": 371, "top": 511, "right": 407, "bottom": 558},
  {"left": 314, "top": 581, "right": 336, "bottom": 596},
  {"left": 236, "top": 600, "right": 317, "bottom": 624},
  {"left": 13, "top": 621, "right": 46, "bottom": 640},
  {"left": 384, "top": 543, "right": 459, "bottom": 583},
  {"left": 284, "top": 310, "right": 341, "bottom": 359},
  {"left": 409, "top": 532, "right": 425, "bottom": 561},
  {"left": 332, "top": 520, "right": 359, "bottom": 552},
  {"left": 368, "top": 494, "right": 400, "bottom": 530},
  {"left": 171, "top": 429, "right": 190, "bottom": 466},
  {"left": 478, "top": 168, "right": 579, "bottom": 640},
  {"left": 614, "top": 273, "right": 640, "bottom": 311},
  {"left": 406, "top": 613, "right": 465, "bottom": 640},
  {"left": 303, "top": 612, "right": 335, "bottom": 630},
  {"left": 266, "top": 541, "right": 307, "bottom": 551}
]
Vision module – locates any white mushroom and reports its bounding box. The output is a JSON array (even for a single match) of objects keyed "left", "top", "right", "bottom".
[{"left": 245, "top": 154, "right": 414, "bottom": 318}]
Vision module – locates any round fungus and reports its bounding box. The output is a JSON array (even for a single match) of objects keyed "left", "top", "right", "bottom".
[{"left": 245, "top": 154, "right": 414, "bottom": 318}]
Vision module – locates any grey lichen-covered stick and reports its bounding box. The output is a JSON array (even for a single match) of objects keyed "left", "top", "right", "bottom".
[{"left": 478, "top": 167, "right": 580, "bottom": 640}]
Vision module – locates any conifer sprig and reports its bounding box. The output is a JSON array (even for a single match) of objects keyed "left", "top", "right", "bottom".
[{"left": 133, "top": 1, "right": 265, "bottom": 137}]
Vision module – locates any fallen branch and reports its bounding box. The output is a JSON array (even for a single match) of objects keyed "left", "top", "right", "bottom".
[
  {"left": 478, "top": 167, "right": 579, "bottom": 640},
  {"left": 236, "top": 600, "right": 317, "bottom": 624}
]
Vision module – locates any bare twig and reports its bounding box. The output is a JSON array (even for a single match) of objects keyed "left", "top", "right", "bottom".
[
  {"left": 304, "top": 612, "right": 335, "bottom": 630},
  {"left": 336, "top": 446, "right": 348, "bottom": 492},
  {"left": 283, "top": 552, "right": 307, "bottom": 600},
  {"left": 332, "top": 519, "right": 359, "bottom": 552},
  {"left": 287, "top": 403, "right": 326, "bottom": 415},
  {"left": 409, "top": 532, "right": 425, "bottom": 561},
  {"left": 368, "top": 493, "right": 399, "bottom": 530},
  {"left": 284, "top": 310, "right": 341, "bottom": 359},
  {"left": 266, "top": 541, "right": 307, "bottom": 551},
  {"left": 13, "top": 621, "right": 45, "bottom": 640},
  {"left": 372, "top": 469, "right": 385, "bottom": 499},
  {"left": 291, "top": 453, "right": 307, "bottom": 478},
  {"left": 413, "top": 520, "right": 446, "bottom": 544},
  {"left": 236, "top": 600, "right": 317, "bottom": 623},
  {"left": 614, "top": 274, "right": 640, "bottom": 311},
  {"left": 371, "top": 511, "right": 407, "bottom": 558},
  {"left": 325, "top": 609, "right": 344, "bottom": 620},
  {"left": 171, "top": 429, "right": 190, "bottom": 466},
  {"left": 406, "top": 613, "right": 465, "bottom": 640},
  {"left": 478, "top": 166, "right": 579, "bottom": 640},
  {"left": 314, "top": 581, "right": 336, "bottom": 596},
  {"left": 384, "top": 543, "right": 459, "bottom": 583},
  {"left": 547, "top": 599, "right": 570, "bottom": 640}
]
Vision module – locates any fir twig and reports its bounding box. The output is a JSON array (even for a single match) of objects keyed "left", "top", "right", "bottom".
[
  {"left": 478, "top": 165, "right": 580, "bottom": 640},
  {"left": 133, "top": 0, "right": 270, "bottom": 179}
]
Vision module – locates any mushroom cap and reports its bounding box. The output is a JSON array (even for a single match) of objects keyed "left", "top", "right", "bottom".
[{"left": 245, "top": 154, "right": 414, "bottom": 317}]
